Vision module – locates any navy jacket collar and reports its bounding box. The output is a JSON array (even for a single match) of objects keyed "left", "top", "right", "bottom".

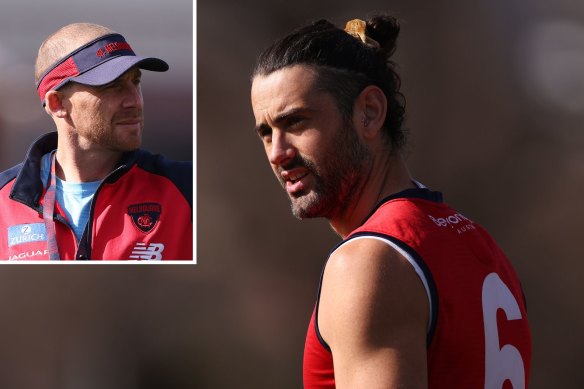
[{"left": 9, "top": 132, "right": 140, "bottom": 208}]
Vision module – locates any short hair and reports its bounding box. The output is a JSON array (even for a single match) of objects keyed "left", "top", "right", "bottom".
[
  {"left": 253, "top": 15, "right": 407, "bottom": 151},
  {"left": 35, "top": 23, "right": 115, "bottom": 85}
]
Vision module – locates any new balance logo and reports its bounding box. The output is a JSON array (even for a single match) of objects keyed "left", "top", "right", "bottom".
[{"left": 129, "top": 243, "right": 165, "bottom": 260}]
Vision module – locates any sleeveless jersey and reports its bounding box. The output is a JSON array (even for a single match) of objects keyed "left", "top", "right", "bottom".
[{"left": 303, "top": 188, "right": 531, "bottom": 388}]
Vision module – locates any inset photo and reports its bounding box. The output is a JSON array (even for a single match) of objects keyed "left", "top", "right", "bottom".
[{"left": 0, "top": 5, "right": 194, "bottom": 262}]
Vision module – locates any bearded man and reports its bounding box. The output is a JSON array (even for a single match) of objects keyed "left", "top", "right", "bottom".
[{"left": 251, "top": 15, "right": 531, "bottom": 388}]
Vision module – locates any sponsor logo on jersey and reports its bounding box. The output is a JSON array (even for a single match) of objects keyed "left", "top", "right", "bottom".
[
  {"left": 428, "top": 212, "right": 476, "bottom": 234},
  {"left": 9, "top": 249, "right": 49, "bottom": 260},
  {"left": 128, "top": 203, "right": 161, "bottom": 233},
  {"left": 129, "top": 242, "right": 165, "bottom": 260},
  {"left": 7, "top": 223, "right": 47, "bottom": 247}
]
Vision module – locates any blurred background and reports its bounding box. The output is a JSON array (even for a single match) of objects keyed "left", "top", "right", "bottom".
[{"left": 0, "top": 0, "right": 582, "bottom": 388}]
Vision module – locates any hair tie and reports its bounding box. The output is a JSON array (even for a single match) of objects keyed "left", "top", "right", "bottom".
[{"left": 344, "top": 19, "right": 380, "bottom": 48}]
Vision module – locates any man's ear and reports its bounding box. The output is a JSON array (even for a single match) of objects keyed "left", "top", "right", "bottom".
[
  {"left": 44, "top": 90, "right": 68, "bottom": 118},
  {"left": 353, "top": 85, "right": 387, "bottom": 140}
]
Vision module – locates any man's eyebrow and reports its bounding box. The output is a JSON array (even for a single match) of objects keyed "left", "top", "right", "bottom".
[
  {"left": 254, "top": 106, "right": 316, "bottom": 134},
  {"left": 273, "top": 107, "right": 308, "bottom": 124},
  {"left": 254, "top": 106, "right": 313, "bottom": 132}
]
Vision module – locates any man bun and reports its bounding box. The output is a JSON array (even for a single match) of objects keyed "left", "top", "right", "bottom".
[{"left": 366, "top": 15, "right": 401, "bottom": 58}]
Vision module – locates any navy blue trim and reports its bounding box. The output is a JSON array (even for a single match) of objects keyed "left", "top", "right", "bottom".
[
  {"left": 133, "top": 149, "right": 193, "bottom": 212},
  {"left": 0, "top": 163, "right": 22, "bottom": 191},
  {"left": 359, "top": 187, "right": 443, "bottom": 229},
  {"left": 313, "top": 261, "right": 332, "bottom": 351},
  {"left": 349, "top": 232, "right": 439, "bottom": 346},
  {"left": 9, "top": 132, "right": 58, "bottom": 209},
  {"left": 313, "top": 232, "right": 439, "bottom": 351}
]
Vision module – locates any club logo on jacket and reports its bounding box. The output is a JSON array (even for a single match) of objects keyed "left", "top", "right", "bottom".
[
  {"left": 7, "top": 223, "right": 47, "bottom": 247},
  {"left": 128, "top": 203, "right": 162, "bottom": 233}
]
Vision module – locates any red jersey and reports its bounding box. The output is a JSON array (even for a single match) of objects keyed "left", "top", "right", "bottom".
[{"left": 303, "top": 188, "right": 531, "bottom": 388}]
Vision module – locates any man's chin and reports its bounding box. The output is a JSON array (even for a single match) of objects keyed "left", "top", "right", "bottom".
[
  {"left": 115, "top": 135, "right": 142, "bottom": 152},
  {"left": 290, "top": 196, "right": 328, "bottom": 220},
  {"left": 112, "top": 141, "right": 139, "bottom": 152}
]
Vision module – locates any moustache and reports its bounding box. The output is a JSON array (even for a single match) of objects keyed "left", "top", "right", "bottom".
[
  {"left": 114, "top": 109, "right": 143, "bottom": 122},
  {"left": 277, "top": 155, "right": 313, "bottom": 176}
]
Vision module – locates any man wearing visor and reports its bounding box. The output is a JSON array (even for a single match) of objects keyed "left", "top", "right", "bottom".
[{"left": 0, "top": 23, "right": 192, "bottom": 260}]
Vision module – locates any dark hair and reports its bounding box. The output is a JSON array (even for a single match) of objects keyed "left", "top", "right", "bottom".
[{"left": 253, "top": 15, "right": 407, "bottom": 151}]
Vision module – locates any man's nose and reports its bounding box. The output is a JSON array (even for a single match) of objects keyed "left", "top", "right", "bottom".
[
  {"left": 122, "top": 83, "right": 143, "bottom": 109},
  {"left": 268, "top": 130, "right": 295, "bottom": 166}
]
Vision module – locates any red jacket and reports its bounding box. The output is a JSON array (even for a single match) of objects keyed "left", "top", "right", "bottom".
[{"left": 0, "top": 132, "right": 193, "bottom": 260}]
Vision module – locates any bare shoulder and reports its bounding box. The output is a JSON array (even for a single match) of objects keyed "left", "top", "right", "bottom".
[
  {"left": 317, "top": 236, "right": 429, "bottom": 388},
  {"left": 328, "top": 236, "right": 407, "bottom": 271},
  {"left": 320, "top": 236, "right": 427, "bottom": 312}
]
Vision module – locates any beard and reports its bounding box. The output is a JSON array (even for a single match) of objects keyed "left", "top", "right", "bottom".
[
  {"left": 278, "top": 122, "right": 371, "bottom": 220},
  {"left": 75, "top": 108, "right": 143, "bottom": 152}
]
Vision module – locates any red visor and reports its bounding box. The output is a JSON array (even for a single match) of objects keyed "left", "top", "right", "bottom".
[{"left": 36, "top": 33, "right": 168, "bottom": 104}]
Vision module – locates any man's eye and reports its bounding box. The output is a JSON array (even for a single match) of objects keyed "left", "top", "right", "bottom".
[
  {"left": 286, "top": 117, "right": 304, "bottom": 128},
  {"left": 258, "top": 128, "right": 272, "bottom": 140}
]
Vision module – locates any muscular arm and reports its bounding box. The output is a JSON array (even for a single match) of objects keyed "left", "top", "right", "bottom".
[{"left": 318, "top": 237, "right": 429, "bottom": 389}]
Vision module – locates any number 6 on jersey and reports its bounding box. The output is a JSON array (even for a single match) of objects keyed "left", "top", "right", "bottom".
[{"left": 482, "top": 272, "right": 526, "bottom": 389}]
